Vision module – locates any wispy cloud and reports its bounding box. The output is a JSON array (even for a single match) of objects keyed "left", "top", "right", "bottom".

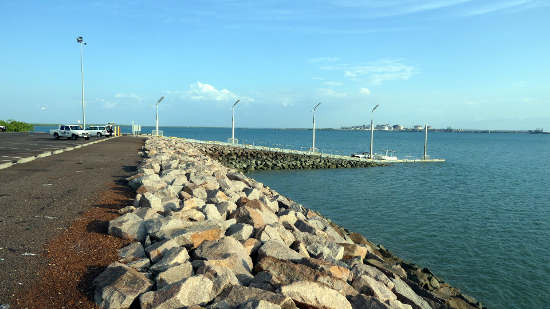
[
  {"left": 309, "top": 57, "right": 341, "bottom": 63},
  {"left": 40, "top": 105, "right": 47, "bottom": 111},
  {"left": 95, "top": 98, "right": 118, "bottom": 109},
  {"left": 323, "top": 81, "right": 343, "bottom": 87},
  {"left": 169, "top": 81, "right": 254, "bottom": 103},
  {"left": 343, "top": 59, "right": 416, "bottom": 85},
  {"left": 462, "top": 0, "right": 549, "bottom": 16},
  {"left": 114, "top": 93, "right": 143, "bottom": 101},
  {"left": 318, "top": 88, "right": 348, "bottom": 98},
  {"left": 359, "top": 88, "right": 371, "bottom": 95},
  {"left": 328, "top": 0, "right": 475, "bottom": 17}
]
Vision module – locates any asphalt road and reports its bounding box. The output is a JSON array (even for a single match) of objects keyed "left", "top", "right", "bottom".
[
  {"left": 0, "top": 132, "right": 104, "bottom": 164},
  {"left": 0, "top": 136, "right": 145, "bottom": 304}
]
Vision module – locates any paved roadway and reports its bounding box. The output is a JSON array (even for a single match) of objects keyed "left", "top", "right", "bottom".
[
  {"left": 0, "top": 136, "right": 145, "bottom": 304},
  {"left": 0, "top": 132, "right": 104, "bottom": 164}
]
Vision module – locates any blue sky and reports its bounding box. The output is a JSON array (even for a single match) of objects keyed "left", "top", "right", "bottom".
[{"left": 1, "top": 0, "right": 549, "bottom": 129}]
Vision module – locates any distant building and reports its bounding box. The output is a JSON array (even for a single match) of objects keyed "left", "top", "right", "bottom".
[
  {"left": 413, "top": 125, "right": 424, "bottom": 131},
  {"left": 375, "top": 124, "right": 391, "bottom": 131},
  {"left": 393, "top": 124, "right": 404, "bottom": 131}
]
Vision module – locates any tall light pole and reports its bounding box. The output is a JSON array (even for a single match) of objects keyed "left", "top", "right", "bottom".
[
  {"left": 76, "top": 36, "right": 87, "bottom": 130},
  {"left": 155, "top": 96, "right": 165, "bottom": 136},
  {"left": 231, "top": 99, "right": 240, "bottom": 144},
  {"left": 369, "top": 104, "right": 379, "bottom": 159},
  {"left": 311, "top": 102, "right": 321, "bottom": 152},
  {"left": 424, "top": 123, "right": 428, "bottom": 160}
]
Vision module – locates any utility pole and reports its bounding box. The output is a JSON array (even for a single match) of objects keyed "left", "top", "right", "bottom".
[
  {"left": 76, "top": 36, "right": 86, "bottom": 130},
  {"left": 369, "top": 104, "right": 379, "bottom": 159},
  {"left": 424, "top": 123, "right": 428, "bottom": 160},
  {"left": 155, "top": 96, "right": 165, "bottom": 136},
  {"left": 231, "top": 99, "right": 240, "bottom": 144},
  {"left": 312, "top": 102, "right": 321, "bottom": 152}
]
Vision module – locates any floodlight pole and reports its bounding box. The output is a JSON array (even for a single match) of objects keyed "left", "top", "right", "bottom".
[
  {"left": 232, "top": 99, "right": 240, "bottom": 144},
  {"left": 77, "top": 36, "right": 86, "bottom": 130},
  {"left": 312, "top": 102, "right": 321, "bottom": 152},
  {"left": 369, "top": 104, "right": 379, "bottom": 159},
  {"left": 155, "top": 96, "right": 165, "bottom": 136},
  {"left": 424, "top": 123, "right": 428, "bottom": 160}
]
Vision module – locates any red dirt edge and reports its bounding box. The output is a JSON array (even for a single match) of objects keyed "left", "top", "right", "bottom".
[{"left": 11, "top": 182, "right": 134, "bottom": 309}]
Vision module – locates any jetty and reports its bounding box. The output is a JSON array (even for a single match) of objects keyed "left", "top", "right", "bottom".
[{"left": 179, "top": 138, "right": 445, "bottom": 172}]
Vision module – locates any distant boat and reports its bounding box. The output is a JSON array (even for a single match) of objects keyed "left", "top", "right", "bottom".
[
  {"left": 351, "top": 152, "right": 370, "bottom": 159},
  {"left": 374, "top": 149, "right": 398, "bottom": 161},
  {"left": 351, "top": 149, "right": 398, "bottom": 160},
  {"left": 528, "top": 128, "right": 549, "bottom": 134}
]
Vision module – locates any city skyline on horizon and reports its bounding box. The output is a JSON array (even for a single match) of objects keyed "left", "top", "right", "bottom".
[{"left": 1, "top": 1, "right": 549, "bottom": 130}]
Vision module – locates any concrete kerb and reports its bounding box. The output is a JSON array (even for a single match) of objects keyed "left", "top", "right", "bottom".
[
  {"left": 0, "top": 136, "right": 119, "bottom": 170},
  {"left": 36, "top": 151, "right": 52, "bottom": 158},
  {"left": 16, "top": 156, "right": 36, "bottom": 164},
  {"left": 0, "top": 162, "right": 14, "bottom": 170}
]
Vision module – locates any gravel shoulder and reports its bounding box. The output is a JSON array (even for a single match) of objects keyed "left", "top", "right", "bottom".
[{"left": 0, "top": 136, "right": 145, "bottom": 305}]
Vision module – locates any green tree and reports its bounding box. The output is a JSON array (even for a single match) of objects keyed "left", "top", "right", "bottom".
[{"left": 0, "top": 120, "right": 34, "bottom": 132}]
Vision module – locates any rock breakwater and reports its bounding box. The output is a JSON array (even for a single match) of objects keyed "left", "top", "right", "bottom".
[
  {"left": 189, "top": 141, "right": 381, "bottom": 171},
  {"left": 94, "top": 136, "right": 485, "bottom": 309}
]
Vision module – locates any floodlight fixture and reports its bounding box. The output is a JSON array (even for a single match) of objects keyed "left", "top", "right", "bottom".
[{"left": 231, "top": 99, "right": 240, "bottom": 144}]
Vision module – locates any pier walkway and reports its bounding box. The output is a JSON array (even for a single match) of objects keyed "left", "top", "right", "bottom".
[
  {"left": 177, "top": 137, "right": 445, "bottom": 172},
  {"left": 183, "top": 137, "right": 445, "bottom": 164}
]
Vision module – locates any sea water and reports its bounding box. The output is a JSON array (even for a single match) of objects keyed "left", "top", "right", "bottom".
[{"left": 35, "top": 126, "right": 550, "bottom": 308}]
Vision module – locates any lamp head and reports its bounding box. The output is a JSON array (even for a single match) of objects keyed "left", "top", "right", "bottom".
[
  {"left": 157, "top": 96, "right": 165, "bottom": 105},
  {"left": 233, "top": 99, "right": 240, "bottom": 107},
  {"left": 313, "top": 102, "right": 322, "bottom": 112},
  {"left": 76, "top": 36, "right": 84, "bottom": 43},
  {"left": 372, "top": 104, "right": 379, "bottom": 113}
]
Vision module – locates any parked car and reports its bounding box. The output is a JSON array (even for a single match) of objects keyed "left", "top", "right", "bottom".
[
  {"left": 0, "top": 125, "right": 5, "bottom": 132},
  {"left": 86, "top": 125, "right": 108, "bottom": 137},
  {"left": 49, "top": 124, "right": 90, "bottom": 140}
]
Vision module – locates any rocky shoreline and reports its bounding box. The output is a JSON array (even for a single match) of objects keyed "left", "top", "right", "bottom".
[{"left": 93, "top": 136, "right": 485, "bottom": 309}]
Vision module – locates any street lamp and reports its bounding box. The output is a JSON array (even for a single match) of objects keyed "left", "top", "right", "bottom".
[
  {"left": 311, "top": 102, "right": 321, "bottom": 152},
  {"left": 76, "top": 36, "right": 87, "bottom": 130},
  {"left": 231, "top": 99, "right": 240, "bottom": 144},
  {"left": 155, "top": 96, "right": 165, "bottom": 136},
  {"left": 369, "top": 104, "right": 379, "bottom": 159}
]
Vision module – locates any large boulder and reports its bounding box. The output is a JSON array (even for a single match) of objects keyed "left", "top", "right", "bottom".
[
  {"left": 150, "top": 247, "right": 190, "bottom": 272},
  {"left": 212, "top": 285, "right": 296, "bottom": 309},
  {"left": 257, "top": 241, "right": 304, "bottom": 261},
  {"left": 139, "top": 275, "right": 214, "bottom": 309},
  {"left": 352, "top": 264, "right": 394, "bottom": 288},
  {"left": 293, "top": 231, "right": 344, "bottom": 261},
  {"left": 108, "top": 213, "right": 146, "bottom": 242},
  {"left": 203, "top": 203, "right": 224, "bottom": 221},
  {"left": 145, "top": 239, "right": 180, "bottom": 263},
  {"left": 341, "top": 243, "right": 368, "bottom": 260},
  {"left": 195, "top": 263, "right": 239, "bottom": 297},
  {"left": 155, "top": 262, "right": 194, "bottom": 289},
  {"left": 118, "top": 242, "right": 145, "bottom": 263},
  {"left": 139, "top": 192, "right": 163, "bottom": 211},
  {"left": 93, "top": 262, "right": 153, "bottom": 309},
  {"left": 226, "top": 223, "right": 254, "bottom": 241},
  {"left": 193, "top": 237, "right": 250, "bottom": 265},
  {"left": 257, "top": 224, "right": 295, "bottom": 247},
  {"left": 230, "top": 206, "right": 266, "bottom": 229},
  {"left": 280, "top": 281, "right": 352, "bottom": 309},
  {"left": 391, "top": 277, "right": 432, "bottom": 309},
  {"left": 255, "top": 256, "right": 357, "bottom": 297},
  {"left": 351, "top": 275, "right": 396, "bottom": 302}
]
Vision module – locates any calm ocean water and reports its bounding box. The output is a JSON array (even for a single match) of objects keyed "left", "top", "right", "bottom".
[{"left": 36, "top": 126, "right": 550, "bottom": 308}]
